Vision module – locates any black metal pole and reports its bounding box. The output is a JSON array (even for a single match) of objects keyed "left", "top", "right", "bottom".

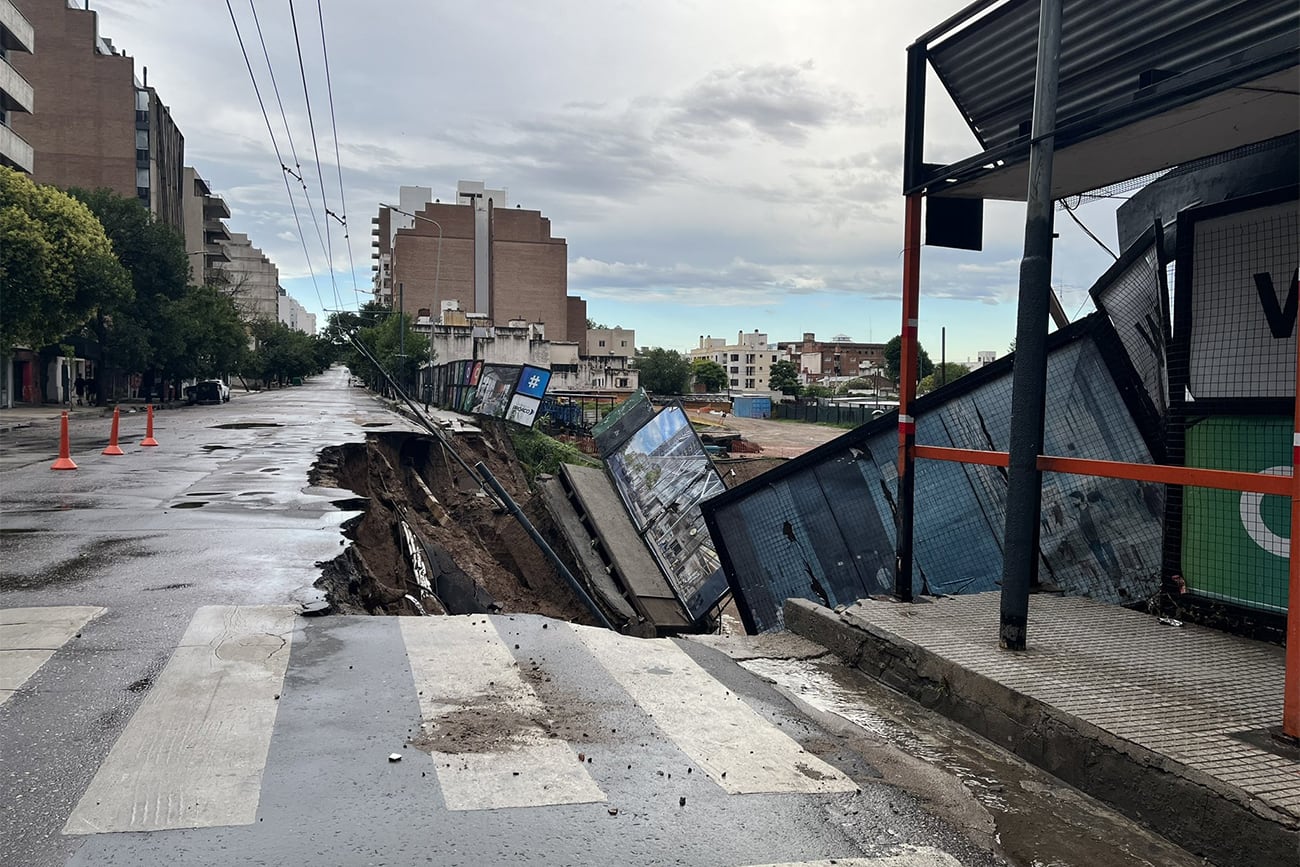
[
  {"left": 474, "top": 461, "right": 615, "bottom": 631},
  {"left": 1000, "top": 0, "right": 1063, "bottom": 651},
  {"left": 397, "top": 281, "right": 406, "bottom": 398}
]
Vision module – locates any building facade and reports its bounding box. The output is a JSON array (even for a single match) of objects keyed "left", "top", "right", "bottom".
[
  {"left": 218, "top": 232, "right": 280, "bottom": 324},
  {"left": 690, "top": 331, "right": 786, "bottom": 393},
  {"left": 375, "top": 181, "right": 587, "bottom": 347},
  {"left": 181, "top": 167, "right": 231, "bottom": 285},
  {"left": 0, "top": 0, "right": 34, "bottom": 173},
  {"left": 10, "top": 0, "right": 183, "bottom": 229},
  {"left": 277, "top": 288, "right": 316, "bottom": 335},
  {"left": 777, "top": 332, "right": 887, "bottom": 383}
]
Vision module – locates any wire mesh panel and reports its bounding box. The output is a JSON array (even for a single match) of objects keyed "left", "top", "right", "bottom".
[
  {"left": 1186, "top": 198, "right": 1298, "bottom": 399},
  {"left": 1181, "top": 415, "right": 1291, "bottom": 613},
  {"left": 1092, "top": 233, "right": 1168, "bottom": 415},
  {"left": 703, "top": 315, "right": 1164, "bottom": 633}
]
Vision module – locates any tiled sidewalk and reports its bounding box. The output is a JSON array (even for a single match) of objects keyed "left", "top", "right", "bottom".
[{"left": 787, "top": 592, "right": 1300, "bottom": 863}]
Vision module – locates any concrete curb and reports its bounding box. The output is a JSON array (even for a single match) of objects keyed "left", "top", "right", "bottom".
[{"left": 784, "top": 597, "right": 1300, "bottom": 867}]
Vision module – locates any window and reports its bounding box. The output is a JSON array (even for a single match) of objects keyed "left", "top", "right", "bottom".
[
  {"left": 729, "top": 366, "right": 738, "bottom": 374},
  {"left": 772, "top": 355, "right": 778, "bottom": 362},
  {"left": 616, "top": 378, "right": 628, "bottom": 388},
  {"left": 598, "top": 339, "right": 606, "bottom": 347},
  {"left": 730, "top": 354, "right": 739, "bottom": 362},
  {"left": 620, "top": 340, "right": 627, "bottom": 347},
  {"left": 730, "top": 378, "right": 739, "bottom": 386},
  {"left": 745, "top": 379, "right": 755, "bottom": 389}
]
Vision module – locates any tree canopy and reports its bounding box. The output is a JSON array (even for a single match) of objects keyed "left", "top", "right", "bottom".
[
  {"left": 769, "top": 359, "right": 802, "bottom": 395},
  {"left": 916, "top": 362, "right": 971, "bottom": 396},
  {"left": 0, "top": 167, "right": 130, "bottom": 353},
  {"left": 327, "top": 301, "right": 429, "bottom": 395},
  {"left": 691, "top": 358, "right": 728, "bottom": 392},
  {"left": 883, "top": 335, "right": 934, "bottom": 384},
  {"left": 634, "top": 347, "right": 692, "bottom": 394}
]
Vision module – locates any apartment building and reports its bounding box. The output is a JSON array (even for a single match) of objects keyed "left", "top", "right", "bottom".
[
  {"left": 374, "top": 182, "right": 587, "bottom": 346},
  {"left": 218, "top": 232, "right": 280, "bottom": 323},
  {"left": 777, "top": 332, "right": 887, "bottom": 383},
  {"left": 0, "top": 0, "right": 34, "bottom": 173},
  {"left": 690, "top": 331, "right": 787, "bottom": 392},
  {"left": 277, "top": 288, "right": 316, "bottom": 335},
  {"left": 10, "top": 0, "right": 184, "bottom": 229},
  {"left": 181, "top": 167, "right": 231, "bottom": 285}
]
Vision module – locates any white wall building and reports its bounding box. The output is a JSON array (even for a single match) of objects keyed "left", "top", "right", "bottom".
[
  {"left": 689, "top": 330, "right": 787, "bottom": 393},
  {"left": 277, "top": 289, "right": 317, "bottom": 335},
  {"left": 217, "top": 232, "right": 280, "bottom": 323}
]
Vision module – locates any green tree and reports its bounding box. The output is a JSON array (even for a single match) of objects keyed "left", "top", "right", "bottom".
[
  {"left": 883, "top": 335, "right": 934, "bottom": 384},
  {"left": 691, "top": 358, "right": 728, "bottom": 392},
  {"left": 916, "top": 362, "right": 971, "bottom": 396},
  {"left": 68, "top": 187, "right": 190, "bottom": 394},
  {"left": 167, "top": 284, "right": 249, "bottom": 380},
  {"left": 803, "top": 384, "right": 834, "bottom": 399},
  {"left": 836, "top": 376, "right": 871, "bottom": 395},
  {"left": 769, "top": 359, "right": 802, "bottom": 395},
  {"left": 585, "top": 317, "right": 610, "bottom": 330},
  {"left": 327, "top": 302, "right": 429, "bottom": 395},
  {"left": 634, "top": 347, "right": 692, "bottom": 394},
  {"left": 0, "top": 167, "right": 130, "bottom": 354}
]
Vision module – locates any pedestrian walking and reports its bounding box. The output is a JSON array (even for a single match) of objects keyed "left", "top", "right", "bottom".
[
  {"left": 74, "top": 375, "right": 85, "bottom": 406},
  {"left": 86, "top": 377, "right": 98, "bottom": 406}
]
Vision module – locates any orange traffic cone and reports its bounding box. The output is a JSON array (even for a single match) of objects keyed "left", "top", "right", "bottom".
[
  {"left": 141, "top": 404, "right": 159, "bottom": 447},
  {"left": 51, "top": 411, "right": 78, "bottom": 471},
  {"left": 102, "top": 407, "right": 125, "bottom": 455}
]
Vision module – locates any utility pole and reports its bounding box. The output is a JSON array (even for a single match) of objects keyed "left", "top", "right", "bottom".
[
  {"left": 397, "top": 281, "right": 406, "bottom": 397},
  {"left": 1000, "top": 0, "right": 1063, "bottom": 651}
]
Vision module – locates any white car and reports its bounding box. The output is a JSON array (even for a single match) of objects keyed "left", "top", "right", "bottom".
[{"left": 187, "top": 380, "right": 231, "bottom": 404}]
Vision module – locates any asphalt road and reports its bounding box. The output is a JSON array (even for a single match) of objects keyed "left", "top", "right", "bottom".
[{"left": 1, "top": 370, "right": 998, "bottom": 867}]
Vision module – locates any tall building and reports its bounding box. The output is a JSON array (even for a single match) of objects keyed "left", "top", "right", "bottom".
[
  {"left": 218, "top": 233, "right": 280, "bottom": 323},
  {"left": 375, "top": 181, "right": 587, "bottom": 345},
  {"left": 277, "top": 288, "right": 316, "bottom": 335},
  {"left": 9, "top": 0, "right": 184, "bottom": 229},
  {"left": 690, "top": 331, "right": 787, "bottom": 393},
  {"left": 181, "top": 167, "right": 230, "bottom": 285},
  {"left": 777, "top": 332, "right": 886, "bottom": 383},
  {"left": 0, "top": 0, "right": 34, "bottom": 173}
]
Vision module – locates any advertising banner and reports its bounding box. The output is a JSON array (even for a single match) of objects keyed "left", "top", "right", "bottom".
[
  {"left": 505, "top": 365, "right": 552, "bottom": 428},
  {"left": 471, "top": 364, "right": 520, "bottom": 419}
]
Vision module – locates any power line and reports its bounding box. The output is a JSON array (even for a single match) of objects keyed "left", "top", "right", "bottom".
[
  {"left": 1062, "top": 198, "right": 1119, "bottom": 260},
  {"left": 287, "top": 0, "right": 342, "bottom": 313},
  {"left": 316, "top": 0, "right": 360, "bottom": 301},
  {"left": 223, "top": 0, "right": 325, "bottom": 315},
  {"left": 247, "top": 0, "right": 338, "bottom": 312}
]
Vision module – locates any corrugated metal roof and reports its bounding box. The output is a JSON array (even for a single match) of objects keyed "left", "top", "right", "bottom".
[{"left": 929, "top": 0, "right": 1299, "bottom": 152}]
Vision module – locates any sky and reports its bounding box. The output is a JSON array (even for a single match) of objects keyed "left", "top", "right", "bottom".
[{"left": 90, "top": 0, "right": 1125, "bottom": 364}]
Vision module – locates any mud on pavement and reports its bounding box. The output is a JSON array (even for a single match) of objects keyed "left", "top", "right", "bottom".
[{"left": 308, "top": 420, "right": 594, "bottom": 623}]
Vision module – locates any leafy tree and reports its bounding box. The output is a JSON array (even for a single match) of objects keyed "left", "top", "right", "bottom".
[
  {"left": 883, "top": 335, "right": 934, "bottom": 384},
  {"left": 916, "top": 362, "right": 971, "bottom": 396},
  {"left": 634, "top": 347, "right": 691, "bottom": 394},
  {"left": 166, "top": 284, "right": 249, "bottom": 381},
  {"left": 0, "top": 167, "right": 130, "bottom": 354},
  {"left": 585, "top": 317, "right": 610, "bottom": 330},
  {"left": 243, "top": 320, "right": 327, "bottom": 387},
  {"left": 836, "top": 376, "right": 872, "bottom": 395},
  {"left": 769, "top": 359, "right": 802, "bottom": 395},
  {"left": 68, "top": 187, "right": 190, "bottom": 394},
  {"left": 691, "top": 358, "right": 728, "bottom": 392},
  {"left": 803, "top": 384, "right": 834, "bottom": 399},
  {"left": 327, "top": 302, "right": 429, "bottom": 395}
]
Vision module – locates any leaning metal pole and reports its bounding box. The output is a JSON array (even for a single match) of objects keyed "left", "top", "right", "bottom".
[{"left": 999, "top": 0, "right": 1063, "bottom": 650}]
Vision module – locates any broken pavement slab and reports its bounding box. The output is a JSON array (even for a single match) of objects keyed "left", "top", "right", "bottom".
[{"left": 785, "top": 592, "right": 1300, "bottom": 866}]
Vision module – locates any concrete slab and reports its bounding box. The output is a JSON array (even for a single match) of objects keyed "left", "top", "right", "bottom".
[{"left": 785, "top": 592, "right": 1300, "bottom": 866}]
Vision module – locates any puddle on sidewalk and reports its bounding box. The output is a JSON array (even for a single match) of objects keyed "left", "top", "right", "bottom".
[{"left": 741, "top": 656, "right": 1205, "bottom": 867}]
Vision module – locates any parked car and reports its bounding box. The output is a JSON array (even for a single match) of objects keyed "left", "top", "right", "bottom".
[{"left": 185, "top": 380, "right": 230, "bottom": 405}]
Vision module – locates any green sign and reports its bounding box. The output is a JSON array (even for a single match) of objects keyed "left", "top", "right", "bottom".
[{"left": 1182, "top": 416, "right": 1291, "bottom": 612}]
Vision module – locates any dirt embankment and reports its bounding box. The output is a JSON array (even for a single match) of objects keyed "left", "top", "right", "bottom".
[{"left": 309, "top": 422, "right": 592, "bottom": 623}]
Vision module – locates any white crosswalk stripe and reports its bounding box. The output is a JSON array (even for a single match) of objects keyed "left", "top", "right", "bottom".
[
  {"left": 572, "top": 622, "right": 859, "bottom": 795},
  {"left": 399, "top": 616, "right": 606, "bottom": 810},
  {"left": 0, "top": 605, "right": 105, "bottom": 706},
  {"left": 63, "top": 605, "right": 297, "bottom": 835}
]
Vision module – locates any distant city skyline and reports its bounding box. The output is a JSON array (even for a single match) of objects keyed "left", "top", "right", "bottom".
[{"left": 90, "top": 0, "right": 1122, "bottom": 363}]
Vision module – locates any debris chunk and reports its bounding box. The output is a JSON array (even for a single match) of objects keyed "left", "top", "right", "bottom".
[{"left": 388, "top": 753, "right": 402, "bottom": 763}]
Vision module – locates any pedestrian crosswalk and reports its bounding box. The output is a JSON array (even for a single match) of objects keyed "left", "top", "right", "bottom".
[
  {"left": 0, "top": 605, "right": 104, "bottom": 706},
  {"left": 3, "top": 605, "right": 963, "bottom": 864}
]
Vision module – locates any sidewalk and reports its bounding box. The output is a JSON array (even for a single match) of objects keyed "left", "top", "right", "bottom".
[
  {"left": 786, "top": 592, "right": 1300, "bottom": 866},
  {"left": 0, "top": 402, "right": 109, "bottom": 432}
]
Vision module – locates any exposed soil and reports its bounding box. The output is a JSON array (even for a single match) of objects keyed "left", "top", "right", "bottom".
[{"left": 310, "top": 420, "right": 594, "bottom": 623}]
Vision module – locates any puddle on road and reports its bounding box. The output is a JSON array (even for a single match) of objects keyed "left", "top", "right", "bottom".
[
  {"left": 361, "top": 422, "right": 392, "bottom": 428},
  {"left": 201, "top": 445, "right": 233, "bottom": 452},
  {"left": 171, "top": 501, "right": 207, "bottom": 509},
  {"left": 211, "top": 422, "right": 283, "bottom": 430},
  {"left": 143, "top": 582, "right": 193, "bottom": 591}
]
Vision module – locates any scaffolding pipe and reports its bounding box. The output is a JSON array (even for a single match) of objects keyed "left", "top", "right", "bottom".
[
  {"left": 474, "top": 461, "right": 615, "bottom": 631},
  {"left": 999, "top": 0, "right": 1063, "bottom": 651}
]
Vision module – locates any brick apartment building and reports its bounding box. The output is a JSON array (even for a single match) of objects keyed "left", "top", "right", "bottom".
[
  {"left": 10, "top": 0, "right": 184, "bottom": 230},
  {"left": 777, "top": 332, "right": 887, "bottom": 383},
  {"left": 374, "top": 182, "right": 587, "bottom": 346}
]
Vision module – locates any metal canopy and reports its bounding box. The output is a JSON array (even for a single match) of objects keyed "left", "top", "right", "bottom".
[{"left": 907, "top": 0, "right": 1300, "bottom": 201}]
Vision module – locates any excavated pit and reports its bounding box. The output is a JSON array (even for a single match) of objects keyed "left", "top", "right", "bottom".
[{"left": 309, "top": 423, "right": 592, "bottom": 624}]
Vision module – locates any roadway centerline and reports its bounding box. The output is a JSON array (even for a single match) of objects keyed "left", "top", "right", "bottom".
[{"left": 63, "top": 605, "right": 298, "bottom": 835}]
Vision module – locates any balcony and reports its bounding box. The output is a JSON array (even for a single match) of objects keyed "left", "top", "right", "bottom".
[
  {"left": 0, "top": 122, "right": 33, "bottom": 173},
  {"left": 0, "top": 56, "right": 34, "bottom": 116},
  {"left": 203, "top": 195, "right": 231, "bottom": 220}
]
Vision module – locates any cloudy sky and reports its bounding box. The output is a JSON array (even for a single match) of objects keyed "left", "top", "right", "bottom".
[{"left": 92, "top": 0, "right": 1122, "bottom": 363}]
